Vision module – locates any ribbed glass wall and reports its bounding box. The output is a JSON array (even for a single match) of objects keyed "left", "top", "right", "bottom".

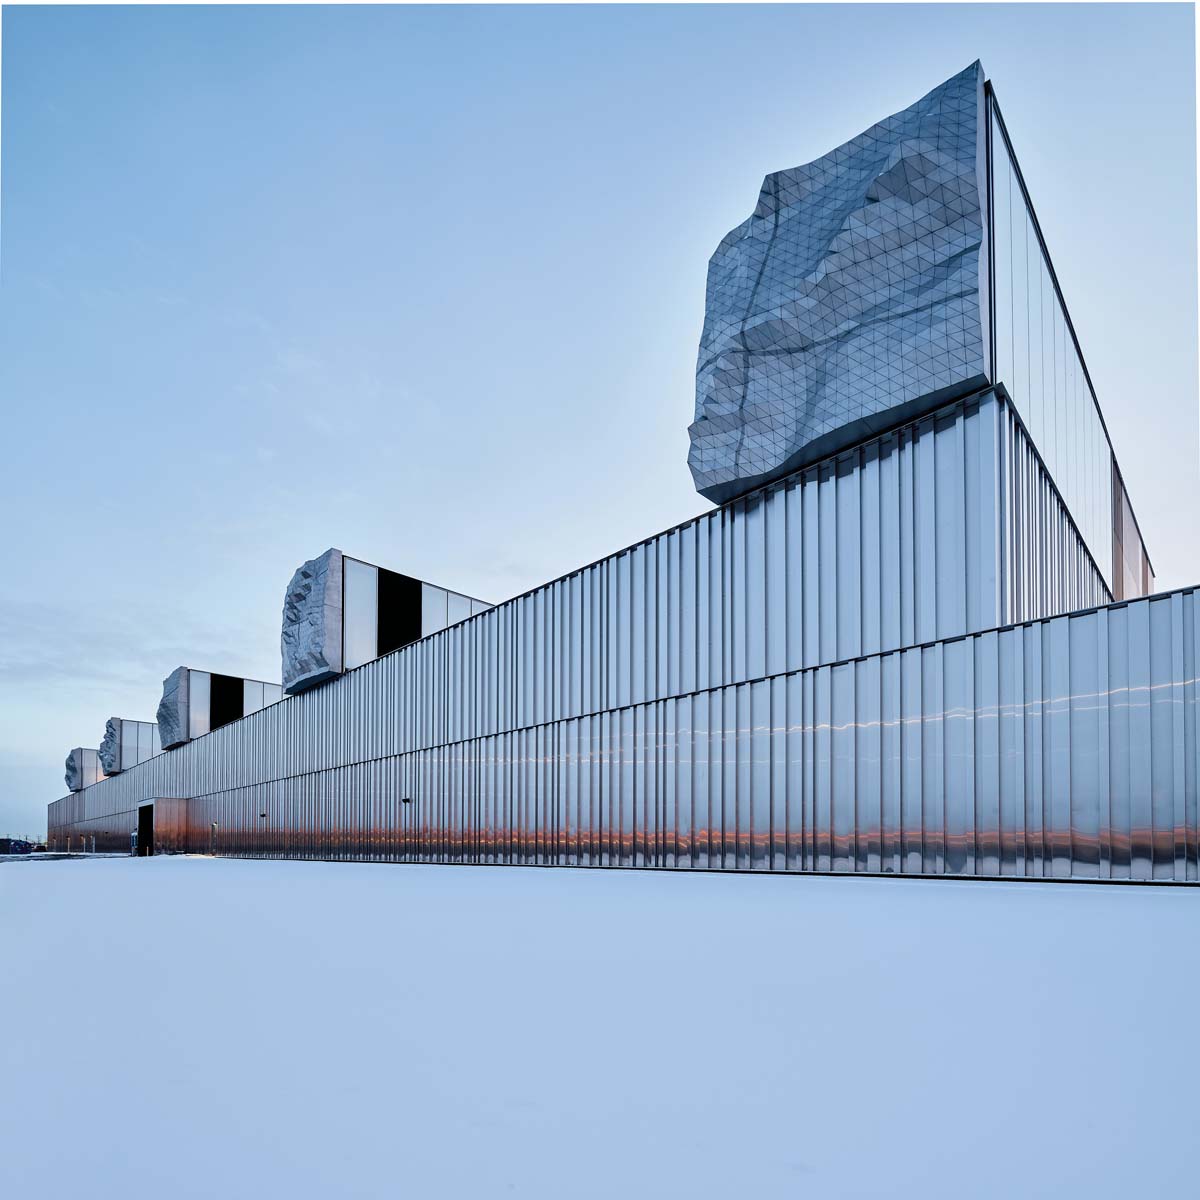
[
  {"left": 49, "top": 390, "right": 1126, "bottom": 879},
  {"left": 989, "top": 103, "right": 1115, "bottom": 585},
  {"left": 49, "top": 586, "right": 1200, "bottom": 881}
]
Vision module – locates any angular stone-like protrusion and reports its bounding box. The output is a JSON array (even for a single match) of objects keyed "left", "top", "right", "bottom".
[
  {"left": 64, "top": 748, "right": 102, "bottom": 791},
  {"left": 99, "top": 718, "right": 122, "bottom": 775},
  {"left": 64, "top": 749, "right": 83, "bottom": 792},
  {"left": 157, "top": 666, "right": 190, "bottom": 750},
  {"left": 689, "top": 62, "right": 990, "bottom": 505},
  {"left": 281, "top": 548, "right": 344, "bottom": 695}
]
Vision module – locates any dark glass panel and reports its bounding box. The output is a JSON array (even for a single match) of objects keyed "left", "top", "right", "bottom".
[
  {"left": 209, "top": 673, "right": 246, "bottom": 732},
  {"left": 377, "top": 570, "right": 423, "bottom": 656}
]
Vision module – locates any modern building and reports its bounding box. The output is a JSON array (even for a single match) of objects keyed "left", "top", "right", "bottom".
[{"left": 47, "top": 64, "right": 1198, "bottom": 881}]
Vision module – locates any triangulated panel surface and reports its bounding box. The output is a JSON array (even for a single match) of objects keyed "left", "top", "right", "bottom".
[
  {"left": 64, "top": 749, "right": 83, "bottom": 793},
  {"left": 281, "top": 548, "right": 345, "bottom": 695},
  {"left": 690, "top": 61, "right": 989, "bottom": 504},
  {"left": 157, "top": 667, "right": 190, "bottom": 750},
  {"left": 98, "top": 719, "right": 122, "bottom": 775}
]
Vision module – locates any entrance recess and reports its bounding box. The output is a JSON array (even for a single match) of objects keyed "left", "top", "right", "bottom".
[{"left": 137, "top": 804, "right": 154, "bottom": 857}]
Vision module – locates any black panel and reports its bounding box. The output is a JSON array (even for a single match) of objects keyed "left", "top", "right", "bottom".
[
  {"left": 209, "top": 673, "right": 245, "bottom": 732},
  {"left": 137, "top": 804, "right": 154, "bottom": 857},
  {"left": 377, "top": 569, "right": 423, "bottom": 656}
]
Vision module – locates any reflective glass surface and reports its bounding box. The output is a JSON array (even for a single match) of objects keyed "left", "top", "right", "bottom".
[
  {"left": 447, "top": 591, "right": 471, "bottom": 626},
  {"left": 990, "top": 104, "right": 1115, "bottom": 584},
  {"left": 243, "top": 679, "right": 266, "bottom": 714},
  {"left": 188, "top": 671, "right": 211, "bottom": 739},
  {"left": 421, "top": 583, "right": 449, "bottom": 638},
  {"left": 343, "top": 558, "right": 379, "bottom": 670}
]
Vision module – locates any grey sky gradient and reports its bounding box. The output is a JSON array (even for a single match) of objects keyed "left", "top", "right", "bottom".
[{"left": 2, "top": 4, "right": 1196, "bottom": 836}]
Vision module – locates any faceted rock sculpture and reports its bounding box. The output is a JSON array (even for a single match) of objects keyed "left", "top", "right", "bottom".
[
  {"left": 98, "top": 718, "right": 121, "bottom": 775},
  {"left": 157, "top": 666, "right": 190, "bottom": 750},
  {"left": 690, "top": 61, "right": 990, "bottom": 504},
  {"left": 281, "top": 547, "right": 344, "bottom": 695},
  {"left": 64, "top": 749, "right": 82, "bottom": 793}
]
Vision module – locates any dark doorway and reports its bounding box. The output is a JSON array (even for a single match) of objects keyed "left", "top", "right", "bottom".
[
  {"left": 209, "top": 673, "right": 244, "bottom": 732},
  {"left": 137, "top": 804, "right": 154, "bottom": 857},
  {"left": 377, "top": 569, "right": 423, "bottom": 655}
]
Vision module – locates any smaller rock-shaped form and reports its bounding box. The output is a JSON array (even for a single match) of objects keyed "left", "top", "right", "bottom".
[
  {"left": 281, "top": 548, "right": 344, "bottom": 695},
  {"left": 157, "top": 667, "right": 190, "bottom": 750},
  {"left": 64, "top": 749, "right": 82, "bottom": 792},
  {"left": 98, "top": 718, "right": 122, "bottom": 775}
]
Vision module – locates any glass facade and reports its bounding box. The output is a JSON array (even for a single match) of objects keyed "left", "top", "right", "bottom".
[
  {"left": 988, "top": 94, "right": 1152, "bottom": 597},
  {"left": 343, "top": 557, "right": 380, "bottom": 670},
  {"left": 188, "top": 670, "right": 211, "bottom": 739},
  {"left": 48, "top": 585, "right": 1200, "bottom": 882},
  {"left": 1112, "top": 463, "right": 1155, "bottom": 601}
]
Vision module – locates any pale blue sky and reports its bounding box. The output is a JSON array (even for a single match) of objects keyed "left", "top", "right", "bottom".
[{"left": 1, "top": 4, "right": 1196, "bottom": 836}]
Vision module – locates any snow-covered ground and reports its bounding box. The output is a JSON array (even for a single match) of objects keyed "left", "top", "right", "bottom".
[{"left": 1, "top": 857, "right": 1193, "bottom": 1199}]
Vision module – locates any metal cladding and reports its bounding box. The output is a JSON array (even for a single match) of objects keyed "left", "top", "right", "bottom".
[
  {"left": 50, "top": 392, "right": 1173, "bottom": 882},
  {"left": 690, "top": 62, "right": 989, "bottom": 504},
  {"left": 281, "top": 548, "right": 344, "bottom": 694},
  {"left": 156, "top": 666, "right": 190, "bottom": 750},
  {"left": 47, "top": 585, "right": 1200, "bottom": 880}
]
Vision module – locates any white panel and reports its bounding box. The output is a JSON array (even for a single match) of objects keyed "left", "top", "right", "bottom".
[
  {"left": 243, "top": 679, "right": 265, "bottom": 715},
  {"left": 189, "top": 671, "right": 210, "bottom": 740},
  {"left": 343, "top": 559, "right": 379, "bottom": 670},
  {"left": 447, "top": 592, "right": 471, "bottom": 627},
  {"left": 422, "top": 583, "right": 449, "bottom": 638}
]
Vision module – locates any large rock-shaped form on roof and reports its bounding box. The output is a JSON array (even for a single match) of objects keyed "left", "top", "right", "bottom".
[
  {"left": 64, "top": 749, "right": 83, "bottom": 793},
  {"left": 157, "top": 667, "right": 190, "bottom": 750},
  {"left": 281, "top": 548, "right": 344, "bottom": 695},
  {"left": 689, "top": 62, "right": 990, "bottom": 505},
  {"left": 98, "top": 718, "right": 121, "bottom": 775}
]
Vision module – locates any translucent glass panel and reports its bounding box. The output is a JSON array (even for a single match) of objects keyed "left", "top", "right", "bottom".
[
  {"left": 141, "top": 721, "right": 160, "bottom": 762},
  {"left": 188, "top": 671, "right": 211, "bottom": 739},
  {"left": 244, "top": 679, "right": 266, "bottom": 714},
  {"left": 990, "top": 107, "right": 1114, "bottom": 585},
  {"left": 111, "top": 719, "right": 160, "bottom": 771},
  {"left": 421, "top": 584, "right": 489, "bottom": 637},
  {"left": 1112, "top": 463, "right": 1155, "bottom": 601},
  {"left": 343, "top": 558, "right": 379, "bottom": 670},
  {"left": 447, "top": 591, "right": 471, "bottom": 626},
  {"left": 121, "top": 721, "right": 139, "bottom": 770},
  {"left": 421, "top": 583, "right": 449, "bottom": 638}
]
